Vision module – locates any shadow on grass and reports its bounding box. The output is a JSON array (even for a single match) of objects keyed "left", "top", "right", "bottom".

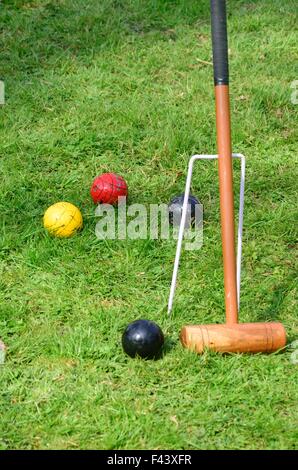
[
  {"left": 3, "top": 0, "right": 295, "bottom": 76},
  {"left": 257, "top": 270, "right": 297, "bottom": 323},
  {"left": 162, "top": 335, "right": 178, "bottom": 356},
  {"left": 1, "top": 0, "right": 209, "bottom": 76}
]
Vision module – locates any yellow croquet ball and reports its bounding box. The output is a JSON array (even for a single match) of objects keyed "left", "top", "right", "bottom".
[{"left": 43, "top": 202, "right": 83, "bottom": 238}]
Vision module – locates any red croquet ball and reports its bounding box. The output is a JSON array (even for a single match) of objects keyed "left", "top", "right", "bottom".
[{"left": 90, "top": 173, "right": 128, "bottom": 205}]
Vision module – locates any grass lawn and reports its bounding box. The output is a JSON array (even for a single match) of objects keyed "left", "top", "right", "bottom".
[{"left": 0, "top": 0, "right": 297, "bottom": 450}]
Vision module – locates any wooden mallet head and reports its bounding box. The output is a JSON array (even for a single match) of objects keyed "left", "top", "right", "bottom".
[{"left": 181, "top": 323, "right": 286, "bottom": 354}]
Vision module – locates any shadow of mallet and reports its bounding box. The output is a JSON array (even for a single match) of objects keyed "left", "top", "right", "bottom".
[{"left": 168, "top": 0, "right": 286, "bottom": 354}]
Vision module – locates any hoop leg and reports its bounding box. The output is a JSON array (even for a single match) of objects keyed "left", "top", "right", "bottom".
[
  {"left": 236, "top": 154, "right": 245, "bottom": 308},
  {"left": 167, "top": 156, "right": 195, "bottom": 314},
  {"left": 167, "top": 153, "right": 245, "bottom": 316}
]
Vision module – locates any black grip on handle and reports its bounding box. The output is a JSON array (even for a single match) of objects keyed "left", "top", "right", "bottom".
[{"left": 210, "top": 0, "right": 229, "bottom": 85}]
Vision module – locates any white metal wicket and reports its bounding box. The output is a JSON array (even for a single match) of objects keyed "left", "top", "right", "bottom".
[{"left": 167, "top": 153, "right": 246, "bottom": 315}]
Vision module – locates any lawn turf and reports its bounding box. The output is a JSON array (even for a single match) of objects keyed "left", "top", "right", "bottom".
[{"left": 0, "top": 0, "right": 297, "bottom": 450}]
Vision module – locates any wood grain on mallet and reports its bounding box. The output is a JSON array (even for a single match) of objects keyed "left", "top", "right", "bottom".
[{"left": 180, "top": 323, "right": 286, "bottom": 354}]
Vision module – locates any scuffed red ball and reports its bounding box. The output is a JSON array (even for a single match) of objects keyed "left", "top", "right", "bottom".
[{"left": 90, "top": 173, "right": 128, "bottom": 205}]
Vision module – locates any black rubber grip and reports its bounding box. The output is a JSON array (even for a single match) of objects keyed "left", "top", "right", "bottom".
[{"left": 210, "top": 0, "right": 229, "bottom": 85}]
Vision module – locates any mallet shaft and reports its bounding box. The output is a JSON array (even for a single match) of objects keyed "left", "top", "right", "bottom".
[{"left": 211, "top": 0, "right": 238, "bottom": 324}]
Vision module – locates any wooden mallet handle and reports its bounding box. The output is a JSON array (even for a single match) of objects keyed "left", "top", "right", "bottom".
[{"left": 211, "top": 0, "right": 238, "bottom": 324}]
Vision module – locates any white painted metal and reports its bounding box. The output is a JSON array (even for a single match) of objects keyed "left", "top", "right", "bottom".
[{"left": 167, "top": 153, "right": 246, "bottom": 315}]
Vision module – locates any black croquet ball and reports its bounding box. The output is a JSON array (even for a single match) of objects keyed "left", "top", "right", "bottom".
[
  {"left": 122, "top": 319, "right": 164, "bottom": 359},
  {"left": 168, "top": 193, "right": 200, "bottom": 227}
]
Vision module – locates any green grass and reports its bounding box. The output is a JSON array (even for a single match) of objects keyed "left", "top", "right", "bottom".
[{"left": 0, "top": 0, "right": 297, "bottom": 450}]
